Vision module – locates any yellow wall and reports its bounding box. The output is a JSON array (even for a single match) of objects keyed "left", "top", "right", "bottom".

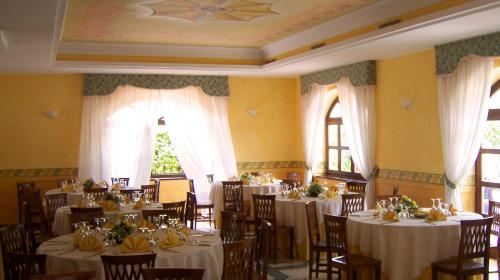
[{"left": 376, "top": 49, "right": 444, "bottom": 174}]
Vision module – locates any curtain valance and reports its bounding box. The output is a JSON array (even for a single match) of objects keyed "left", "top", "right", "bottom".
[
  {"left": 299, "top": 60, "right": 376, "bottom": 95},
  {"left": 84, "top": 74, "right": 230, "bottom": 96},
  {"left": 435, "top": 31, "right": 500, "bottom": 75}
]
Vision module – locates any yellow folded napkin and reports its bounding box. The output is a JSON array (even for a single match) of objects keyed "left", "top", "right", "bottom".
[
  {"left": 133, "top": 199, "right": 144, "bottom": 210},
  {"left": 100, "top": 200, "right": 120, "bottom": 211},
  {"left": 112, "top": 183, "right": 121, "bottom": 191},
  {"left": 76, "top": 200, "right": 86, "bottom": 208},
  {"left": 119, "top": 235, "right": 151, "bottom": 253},
  {"left": 136, "top": 219, "right": 155, "bottom": 229},
  {"left": 287, "top": 191, "right": 300, "bottom": 199},
  {"left": 449, "top": 203, "right": 458, "bottom": 216},
  {"left": 181, "top": 226, "right": 190, "bottom": 238},
  {"left": 78, "top": 235, "right": 103, "bottom": 252},
  {"left": 427, "top": 209, "right": 447, "bottom": 221},
  {"left": 61, "top": 183, "right": 75, "bottom": 192},
  {"left": 72, "top": 231, "right": 81, "bottom": 248},
  {"left": 344, "top": 186, "right": 349, "bottom": 194},
  {"left": 326, "top": 190, "right": 337, "bottom": 198},
  {"left": 160, "top": 229, "right": 183, "bottom": 249},
  {"left": 382, "top": 210, "right": 398, "bottom": 221}
]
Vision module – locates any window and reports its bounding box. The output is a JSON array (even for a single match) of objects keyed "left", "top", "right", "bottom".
[
  {"left": 151, "top": 117, "right": 185, "bottom": 178},
  {"left": 325, "top": 98, "right": 362, "bottom": 180},
  {"left": 475, "top": 79, "right": 500, "bottom": 213}
]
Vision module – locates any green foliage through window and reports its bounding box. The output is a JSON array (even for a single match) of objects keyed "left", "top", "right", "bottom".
[{"left": 151, "top": 132, "right": 183, "bottom": 175}]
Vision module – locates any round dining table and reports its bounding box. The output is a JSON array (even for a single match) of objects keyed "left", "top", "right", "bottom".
[
  {"left": 52, "top": 203, "right": 164, "bottom": 236},
  {"left": 347, "top": 210, "right": 483, "bottom": 280},
  {"left": 37, "top": 231, "right": 223, "bottom": 280}
]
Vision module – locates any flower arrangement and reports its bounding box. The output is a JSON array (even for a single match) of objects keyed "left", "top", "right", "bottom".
[
  {"left": 102, "top": 192, "right": 121, "bottom": 204},
  {"left": 394, "top": 195, "right": 418, "bottom": 213},
  {"left": 106, "top": 217, "right": 134, "bottom": 244},
  {"left": 82, "top": 178, "right": 95, "bottom": 191},
  {"left": 239, "top": 172, "right": 252, "bottom": 185},
  {"left": 306, "top": 183, "right": 323, "bottom": 197}
]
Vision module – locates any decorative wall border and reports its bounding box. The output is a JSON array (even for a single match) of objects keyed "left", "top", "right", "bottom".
[
  {"left": 377, "top": 169, "right": 444, "bottom": 185},
  {"left": 0, "top": 168, "right": 78, "bottom": 178},
  {"left": 237, "top": 161, "right": 306, "bottom": 170}
]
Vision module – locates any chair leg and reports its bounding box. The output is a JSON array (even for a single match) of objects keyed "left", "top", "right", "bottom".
[
  {"left": 308, "top": 248, "right": 313, "bottom": 280},
  {"left": 209, "top": 208, "right": 212, "bottom": 227},
  {"left": 484, "top": 269, "right": 489, "bottom": 280},
  {"left": 431, "top": 266, "right": 437, "bottom": 280},
  {"left": 289, "top": 229, "right": 294, "bottom": 260},
  {"left": 326, "top": 257, "right": 332, "bottom": 280},
  {"left": 374, "top": 264, "right": 381, "bottom": 280},
  {"left": 272, "top": 234, "right": 277, "bottom": 264},
  {"left": 315, "top": 249, "right": 320, "bottom": 278}
]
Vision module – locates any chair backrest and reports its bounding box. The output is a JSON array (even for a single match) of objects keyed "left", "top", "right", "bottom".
[
  {"left": 222, "top": 237, "right": 257, "bottom": 280},
  {"left": 5, "top": 252, "right": 46, "bottom": 280},
  {"left": 69, "top": 211, "right": 104, "bottom": 232},
  {"left": 32, "top": 271, "right": 96, "bottom": 280},
  {"left": 46, "top": 193, "right": 68, "bottom": 228},
  {"left": 101, "top": 253, "right": 156, "bottom": 280},
  {"left": 252, "top": 194, "right": 277, "bottom": 228},
  {"left": 0, "top": 224, "right": 27, "bottom": 279},
  {"left": 222, "top": 181, "right": 244, "bottom": 212},
  {"left": 286, "top": 172, "right": 301, "bottom": 182},
  {"left": 141, "top": 185, "right": 158, "bottom": 202},
  {"left": 206, "top": 174, "right": 214, "bottom": 185},
  {"left": 341, "top": 193, "right": 365, "bottom": 216},
  {"left": 220, "top": 211, "right": 247, "bottom": 244},
  {"left": 162, "top": 201, "right": 185, "bottom": 222},
  {"left": 110, "top": 178, "right": 130, "bottom": 187},
  {"left": 188, "top": 179, "right": 195, "bottom": 193},
  {"left": 142, "top": 209, "right": 178, "bottom": 223},
  {"left": 256, "top": 220, "right": 271, "bottom": 280},
  {"left": 346, "top": 181, "right": 366, "bottom": 193},
  {"left": 457, "top": 217, "right": 493, "bottom": 266},
  {"left": 324, "top": 214, "right": 348, "bottom": 261},
  {"left": 142, "top": 268, "right": 204, "bottom": 280},
  {"left": 83, "top": 188, "right": 108, "bottom": 201},
  {"left": 20, "top": 200, "right": 38, "bottom": 253},
  {"left": 16, "top": 182, "right": 35, "bottom": 192},
  {"left": 489, "top": 200, "right": 500, "bottom": 235},
  {"left": 185, "top": 192, "right": 196, "bottom": 229},
  {"left": 119, "top": 189, "right": 141, "bottom": 204},
  {"left": 305, "top": 201, "right": 320, "bottom": 246}
]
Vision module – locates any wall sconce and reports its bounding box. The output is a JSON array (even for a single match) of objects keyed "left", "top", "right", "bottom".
[
  {"left": 399, "top": 99, "right": 412, "bottom": 109},
  {"left": 246, "top": 109, "right": 258, "bottom": 118},
  {"left": 44, "top": 111, "right": 59, "bottom": 119}
]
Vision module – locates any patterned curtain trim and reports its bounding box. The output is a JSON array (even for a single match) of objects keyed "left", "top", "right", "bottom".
[
  {"left": 300, "top": 60, "right": 376, "bottom": 95},
  {"left": 435, "top": 31, "right": 500, "bottom": 75},
  {"left": 0, "top": 168, "right": 78, "bottom": 178},
  {"left": 84, "top": 74, "right": 230, "bottom": 96}
]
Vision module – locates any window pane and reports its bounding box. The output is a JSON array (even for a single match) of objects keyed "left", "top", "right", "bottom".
[
  {"left": 480, "top": 187, "right": 500, "bottom": 214},
  {"left": 328, "top": 125, "right": 338, "bottom": 146},
  {"left": 340, "top": 125, "right": 349, "bottom": 146},
  {"left": 329, "top": 103, "right": 341, "bottom": 118},
  {"left": 152, "top": 131, "right": 183, "bottom": 175},
  {"left": 489, "top": 90, "right": 500, "bottom": 109},
  {"left": 341, "top": 150, "right": 352, "bottom": 172},
  {"left": 481, "top": 153, "right": 500, "bottom": 183},
  {"left": 482, "top": 120, "right": 500, "bottom": 149},
  {"left": 329, "top": 149, "right": 339, "bottom": 171}
]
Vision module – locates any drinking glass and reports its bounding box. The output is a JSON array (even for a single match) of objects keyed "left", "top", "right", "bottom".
[
  {"left": 147, "top": 229, "right": 156, "bottom": 246},
  {"left": 431, "top": 198, "right": 436, "bottom": 209}
]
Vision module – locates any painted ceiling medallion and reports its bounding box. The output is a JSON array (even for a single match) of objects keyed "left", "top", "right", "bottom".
[{"left": 142, "top": 0, "right": 278, "bottom": 22}]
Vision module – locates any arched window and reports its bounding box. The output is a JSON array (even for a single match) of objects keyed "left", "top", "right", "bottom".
[
  {"left": 325, "top": 98, "right": 362, "bottom": 180},
  {"left": 475, "top": 79, "right": 500, "bottom": 213}
]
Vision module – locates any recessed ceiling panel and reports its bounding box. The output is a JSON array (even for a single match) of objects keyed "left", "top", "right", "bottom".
[{"left": 61, "top": 0, "right": 380, "bottom": 48}]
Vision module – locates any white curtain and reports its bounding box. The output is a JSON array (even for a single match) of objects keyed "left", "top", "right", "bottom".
[
  {"left": 438, "top": 55, "right": 494, "bottom": 210},
  {"left": 301, "top": 84, "right": 327, "bottom": 185},
  {"left": 337, "top": 78, "right": 376, "bottom": 207},
  {"left": 79, "top": 85, "right": 237, "bottom": 198}
]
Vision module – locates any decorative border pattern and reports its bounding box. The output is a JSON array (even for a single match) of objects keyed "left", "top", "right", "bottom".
[
  {"left": 435, "top": 31, "right": 500, "bottom": 75},
  {"left": 300, "top": 60, "right": 376, "bottom": 94},
  {"left": 0, "top": 168, "right": 78, "bottom": 178},
  {"left": 237, "top": 161, "right": 306, "bottom": 170},
  {"left": 84, "top": 74, "right": 229, "bottom": 96},
  {"left": 377, "top": 169, "right": 444, "bottom": 185}
]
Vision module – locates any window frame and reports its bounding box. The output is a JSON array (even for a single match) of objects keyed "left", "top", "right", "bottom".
[
  {"left": 150, "top": 117, "right": 186, "bottom": 179},
  {"left": 475, "top": 79, "right": 500, "bottom": 213},
  {"left": 324, "top": 98, "right": 364, "bottom": 181}
]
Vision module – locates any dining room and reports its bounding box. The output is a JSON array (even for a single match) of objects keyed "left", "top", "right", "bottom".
[{"left": 1, "top": 1, "right": 500, "bottom": 280}]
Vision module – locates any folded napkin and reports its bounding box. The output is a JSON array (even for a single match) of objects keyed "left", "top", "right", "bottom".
[
  {"left": 136, "top": 219, "right": 155, "bottom": 229},
  {"left": 79, "top": 235, "right": 103, "bottom": 251},
  {"left": 287, "top": 191, "right": 300, "bottom": 199},
  {"left": 72, "top": 231, "right": 81, "bottom": 248},
  {"left": 449, "top": 203, "right": 458, "bottom": 216},
  {"left": 61, "top": 183, "right": 75, "bottom": 193},
  {"left": 100, "top": 200, "right": 120, "bottom": 211},
  {"left": 76, "top": 199, "right": 87, "bottom": 208},
  {"left": 119, "top": 235, "right": 151, "bottom": 253},
  {"left": 133, "top": 199, "right": 144, "bottom": 210},
  {"left": 181, "top": 226, "right": 191, "bottom": 239},
  {"left": 326, "top": 190, "right": 337, "bottom": 198},
  {"left": 160, "top": 229, "right": 183, "bottom": 249},
  {"left": 382, "top": 210, "right": 398, "bottom": 221},
  {"left": 112, "top": 183, "right": 121, "bottom": 191},
  {"left": 427, "top": 208, "right": 447, "bottom": 221}
]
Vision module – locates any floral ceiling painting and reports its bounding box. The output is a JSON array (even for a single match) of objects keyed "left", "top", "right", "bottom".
[{"left": 61, "top": 0, "right": 380, "bottom": 48}]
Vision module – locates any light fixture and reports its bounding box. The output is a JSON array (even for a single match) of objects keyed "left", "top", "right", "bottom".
[
  {"left": 399, "top": 99, "right": 412, "bottom": 109},
  {"left": 246, "top": 109, "right": 258, "bottom": 118},
  {"left": 44, "top": 111, "right": 59, "bottom": 119}
]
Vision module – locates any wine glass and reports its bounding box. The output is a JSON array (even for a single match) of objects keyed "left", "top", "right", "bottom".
[
  {"left": 431, "top": 198, "right": 437, "bottom": 209},
  {"left": 147, "top": 228, "right": 156, "bottom": 246}
]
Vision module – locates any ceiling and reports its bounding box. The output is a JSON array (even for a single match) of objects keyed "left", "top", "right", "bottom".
[{"left": 0, "top": 0, "right": 499, "bottom": 76}]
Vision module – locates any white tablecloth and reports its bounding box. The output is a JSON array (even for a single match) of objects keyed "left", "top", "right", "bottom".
[
  {"left": 347, "top": 210, "right": 483, "bottom": 280},
  {"left": 52, "top": 203, "right": 163, "bottom": 236},
  {"left": 37, "top": 231, "right": 223, "bottom": 280},
  {"left": 45, "top": 189, "right": 84, "bottom": 206}
]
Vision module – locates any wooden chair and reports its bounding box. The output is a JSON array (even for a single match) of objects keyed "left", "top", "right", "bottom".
[
  {"left": 101, "top": 253, "right": 156, "bottom": 280},
  {"left": 142, "top": 268, "right": 205, "bottom": 280},
  {"left": 222, "top": 236, "right": 257, "bottom": 280},
  {"left": 45, "top": 193, "right": 68, "bottom": 233},
  {"left": 188, "top": 180, "right": 214, "bottom": 227},
  {"left": 83, "top": 188, "right": 108, "bottom": 202},
  {"left": 142, "top": 209, "right": 178, "bottom": 223},
  {"left": 256, "top": 220, "right": 271, "bottom": 280},
  {"left": 220, "top": 211, "right": 247, "bottom": 244},
  {"left": 185, "top": 192, "right": 197, "bottom": 229},
  {"left": 222, "top": 181, "right": 244, "bottom": 212},
  {"left": 346, "top": 181, "right": 367, "bottom": 193},
  {"left": 252, "top": 194, "right": 294, "bottom": 262},
  {"left": 324, "top": 214, "right": 381, "bottom": 280},
  {"left": 110, "top": 177, "right": 130, "bottom": 187},
  {"left": 432, "top": 216, "right": 493, "bottom": 280},
  {"left": 489, "top": 200, "right": 500, "bottom": 259},
  {"left": 141, "top": 184, "right": 158, "bottom": 203},
  {"left": 17, "top": 182, "right": 35, "bottom": 223},
  {"left": 33, "top": 271, "right": 96, "bottom": 280},
  {"left": 305, "top": 201, "right": 328, "bottom": 279},
  {"left": 21, "top": 188, "right": 47, "bottom": 238},
  {"left": 69, "top": 211, "right": 104, "bottom": 232},
  {"left": 4, "top": 252, "right": 47, "bottom": 280},
  {"left": 341, "top": 193, "right": 365, "bottom": 216},
  {"left": 0, "top": 224, "right": 27, "bottom": 279},
  {"left": 20, "top": 198, "right": 47, "bottom": 252},
  {"left": 162, "top": 201, "right": 185, "bottom": 222}
]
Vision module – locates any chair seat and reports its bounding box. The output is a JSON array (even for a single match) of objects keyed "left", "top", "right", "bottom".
[
  {"left": 432, "top": 258, "right": 486, "bottom": 274},
  {"left": 331, "top": 255, "right": 381, "bottom": 269},
  {"left": 196, "top": 202, "right": 214, "bottom": 208}
]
